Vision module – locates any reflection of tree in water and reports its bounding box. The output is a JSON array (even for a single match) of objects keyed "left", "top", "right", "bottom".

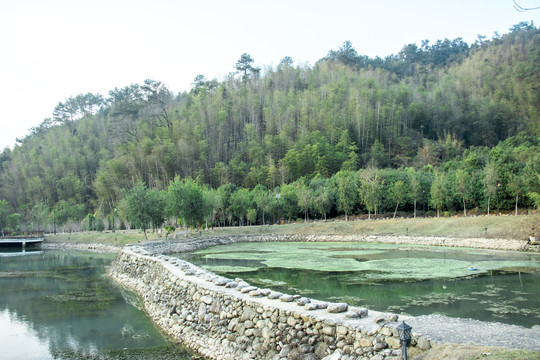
[{"left": 0, "top": 251, "right": 189, "bottom": 359}]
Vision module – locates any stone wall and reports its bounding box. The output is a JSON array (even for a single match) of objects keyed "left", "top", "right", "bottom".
[{"left": 110, "top": 245, "right": 431, "bottom": 360}]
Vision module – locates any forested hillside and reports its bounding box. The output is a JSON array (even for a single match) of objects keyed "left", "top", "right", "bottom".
[{"left": 1, "top": 22, "right": 539, "bottom": 233}]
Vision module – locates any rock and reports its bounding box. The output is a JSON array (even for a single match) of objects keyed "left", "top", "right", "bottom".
[
  {"left": 327, "top": 303, "right": 348, "bottom": 313},
  {"left": 317, "top": 302, "right": 329, "bottom": 309},
  {"left": 322, "top": 349, "right": 342, "bottom": 360},
  {"left": 279, "top": 344, "right": 290, "bottom": 357},
  {"left": 268, "top": 291, "right": 283, "bottom": 299},
  {"left": 385, "top": 336, "right": 401, "bottom": 349},
  {"left": 417, "top": 337, "right": 431, "bottom": 350},
  {"left": 214, "top": 278, "right": 231, "bottom": 286},
  {"left": 322, "top": 325, "right": 336, "bottom": 336},
  {"left": 249, "top": 289, "right": 262, "bottom": 297},
  {"left": 373, "top": 340, "right": 387, "bottom": 351},
  {"left": 280, "top": 294, "right": 294, "bottom": 302},
  {"left": 201, "top": 295, "right": 213, "bottom": 305},
  {"left": 314, "top": 342, "right": 328, "bottom": 358},
  {"left": 241, "top": 307, "right": 255, "bottom": 322},
  {"left": 304, "top": 303, "right": 318, "bottom": 310},
  {"left": 350, "top": 307, "right": 368, "bottom": 318},
  {"left": 260, "top": 289, "right": 271, "bottom": 296},
  {"left": 236, "top": 281, "right": 250, "bottom": 290},
  {"left": 296, "top": 297, "right": 311, "bottom": 306},
  {"left": 344, "top": 311, "right": 359, "bottom": 319},
  {"left": 225, "top": 281, "right": 238, "bottom": 288},
  {"left": 359, "top": 338, "right": 372, "bottom": 347},
  {"left": 240, "top": 286, "right": 258, "bottom": 293},
  {"left": 209, "top": 299, "right": 221, "bottom": 313},
  {"left": 336, "top": 325, "right": 348, "bottom": 335}
]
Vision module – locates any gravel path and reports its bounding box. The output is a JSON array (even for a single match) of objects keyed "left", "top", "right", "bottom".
[{"left": 408, "top": 315, "right": 540, "bottom": 351}]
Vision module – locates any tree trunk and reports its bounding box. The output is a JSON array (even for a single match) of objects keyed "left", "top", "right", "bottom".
[
  {"left": 437, "top": 208, "right": 440, "bottom": 218},
  {"left": 393, "top": 202, "right": 399, "bottom": 219},
  {"left": 144, "top": 229, "right": 148, "bottom": 241},
  {"left": 368, "top": 210, "right": 371, "bottom": 220},
  {"left": 515, "top": 193, "right": 519, "bottom": 216},
  {"left": 414, "top": 199, "right": 417, "bottom": 218},
  {"left": 487, "top": 195, "right": 491, "bottom": 216},
  {"left": 463, "top": 197, "right": 467, "bottom": 217}
]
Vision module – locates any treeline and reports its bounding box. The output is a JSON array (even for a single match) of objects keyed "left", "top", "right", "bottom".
[
  {"left": 0, "top": 22, "right": 539, "bottom": 232},
  {"left": 2, "top": 131, "right": 539, "bottom": 235}
]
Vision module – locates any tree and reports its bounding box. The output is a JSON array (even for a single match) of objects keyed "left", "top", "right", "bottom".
[
  {"left": 507, "top": 173, "right": 524, "bottom": 216},
  {"left": 230, "top": 188, "right": 252, "bottom": 226},
  {"left": 454, "top": 169, "right": 471, "bottom": 217},
  {"left": 0, "top": 200, "right": 11, "bottom": 236},
  {"left": 407, "top": 168, "right": 422, "bottom": 218},
  {"left": 147, "top": 189, "right": 166, "bottom": 234},
  {"left": 388, "top": 180, "right": 408, "bottom": 219},
  {"left": 7, "top": 213, "right": 20, "bottom": 232},
  {"left": 430, "top": 171, "right": 448, "bottom": 217},
  {"left": 141, "top": 79, "right": 174, "bottom": 133},
  {"left": 235, "top": 53, "right": 260, "bottom": 79},
  {"left": 297, "top": 184, "right": 313, "bottom": 221},
  {"left": 359, "top": 166, "right": 381, "bottom": 219},
  {"left": 335, "top": 171, "right": 358, "bottom": 221},
  {"left": 482, "top": 163, "right": 499, "bottom": 215},
  {"left": 166, "top": 177, "right": 205, "bottom": 231},
  {"left": 253, "top": 185, "right": 272, "bottom": 225},
  {"left": 313, "top": 186, "right": 333, "bottom": 221},
  {"left": 124, "top": 179, "right": 153, "bottom": 240},
  {"left": 30, "top": 202, "right": 50, "bottom": 231}
]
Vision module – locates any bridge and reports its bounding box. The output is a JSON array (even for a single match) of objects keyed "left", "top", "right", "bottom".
[{"left": 0, "top": 232, "right": 44, "bottom": 249}]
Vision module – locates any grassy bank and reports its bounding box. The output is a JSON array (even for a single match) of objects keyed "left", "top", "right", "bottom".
[
  {"left": 212, "top": 214, "right": 538, "bottom": 240},
  {"left": 46, "top": 214, "right": 538, "bottom": 246}
]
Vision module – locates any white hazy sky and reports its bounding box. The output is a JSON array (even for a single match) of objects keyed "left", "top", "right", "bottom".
[{"left": 0, "top": 0, "right": 538, "bottom": 149}]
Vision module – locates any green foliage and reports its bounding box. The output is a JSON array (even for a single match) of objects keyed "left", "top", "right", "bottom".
[
  {"left": 95, "top": 218, "right": 105, "bottom": 232},
  {"left": 430, "top": 171, "right": 448, "bottom": 217},
  {"left": 123, "top": 179, "right": 154, "bottom": 239},
  {"left": 359, "top": 167, "right": 381, "bottom": 219},
  {"left": 0, "top": 199, "right": 10, "bottom": 234},
  {"left": 166, "top": 177, "right": 204, "bottom": 229},
  {"left": 388, "top": 180, "right": 408, "bottom": 218},
  {"left": 335, "top": 171, "right": 358, "bottom": 221},
  {"left": 1, "top": 24, "right": 540, "bottom": 228}
]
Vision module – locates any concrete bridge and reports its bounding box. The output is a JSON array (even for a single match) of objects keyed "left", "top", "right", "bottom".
[{"left": 0, "top": 232, "right": 44, "bottom": 249}]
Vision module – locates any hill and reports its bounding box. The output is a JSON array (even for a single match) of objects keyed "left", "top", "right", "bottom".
[{"left": 0, "top": 22, "right": 539, "bottom": 232}]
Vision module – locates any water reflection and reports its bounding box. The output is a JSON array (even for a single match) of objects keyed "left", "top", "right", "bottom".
[{"left": 0, "top": 250, "right": 194, "bottom": 360}]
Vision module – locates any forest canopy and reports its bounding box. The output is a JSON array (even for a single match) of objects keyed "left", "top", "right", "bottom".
[{"left": 1, "top": 22, "right": 539, "bottom": 233}]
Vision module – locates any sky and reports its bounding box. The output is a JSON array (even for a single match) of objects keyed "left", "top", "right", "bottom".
[{"left": 0, "top": 0, "right": 538, "bottom": 149}]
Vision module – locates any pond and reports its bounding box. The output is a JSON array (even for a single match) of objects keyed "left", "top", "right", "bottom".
[
  {"left": 0, "top": 248, "right": 196, "bottom": 360},
  {"left": 184, "top": 241, "right": 540, "bottom": 328}
]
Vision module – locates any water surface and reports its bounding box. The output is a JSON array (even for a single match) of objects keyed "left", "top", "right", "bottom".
[
  {"left": 185, "top": 241, "right": 540, "bottom": 328},
  {"left": 0, "top": 249, "right": 195, "bottom": 360}
]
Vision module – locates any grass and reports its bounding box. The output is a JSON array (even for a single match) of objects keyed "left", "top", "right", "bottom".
[
  {"left": 46, "top": 214, "right": 539, "bottom": 246},
  {"left": 210, "top": 213, "right": 539, "bottom": 240},
  {"left": 46, "top": 229, "right": 149, "bottom": 246}
]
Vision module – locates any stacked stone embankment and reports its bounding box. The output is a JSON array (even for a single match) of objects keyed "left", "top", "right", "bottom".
[{"left": 110, "top": 246, "right": 431, "bottom": 360}]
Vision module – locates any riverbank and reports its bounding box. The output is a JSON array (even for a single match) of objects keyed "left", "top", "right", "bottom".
[{"left": 43, "top": 213, "right": 540, "bottom": 254}]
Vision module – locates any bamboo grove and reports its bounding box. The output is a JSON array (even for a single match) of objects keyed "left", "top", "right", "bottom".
[{"left": 1, "top": 22, "right": 539, "bottom": 233}]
